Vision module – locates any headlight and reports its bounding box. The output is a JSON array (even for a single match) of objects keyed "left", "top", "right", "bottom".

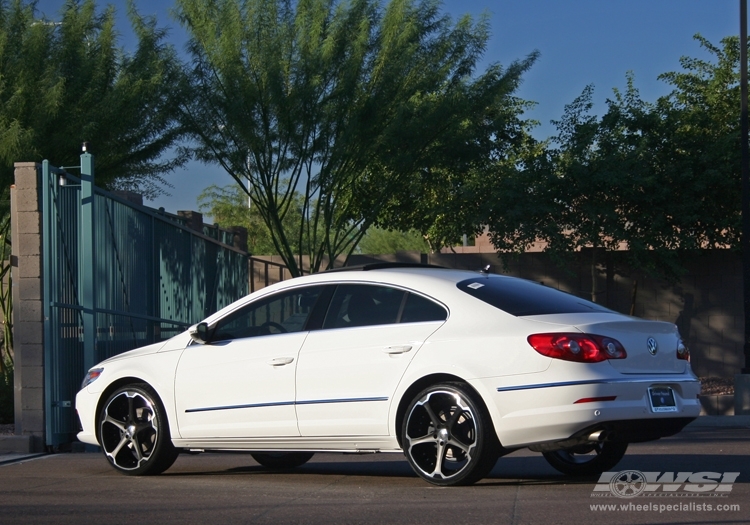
[{"left": 81, "top": 368, "right": 104, "bottom": 389}]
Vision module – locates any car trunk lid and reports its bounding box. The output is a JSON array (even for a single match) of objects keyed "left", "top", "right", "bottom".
[{"left": 570, "top": 318, "right": 686, "bottom": 374}]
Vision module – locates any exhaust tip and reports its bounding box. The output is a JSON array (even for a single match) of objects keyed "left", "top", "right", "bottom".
[{"left": 587, "top": 430, "right": 608, "bottom": 442}]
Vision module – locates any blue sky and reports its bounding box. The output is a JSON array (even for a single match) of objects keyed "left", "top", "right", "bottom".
[{"left": 33, "top": 0, "right": 741, "bottom": 215}]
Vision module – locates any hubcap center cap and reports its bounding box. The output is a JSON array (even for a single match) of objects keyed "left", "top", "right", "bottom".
[
  {"left": 436, "top": 428, "right": 450, "bottom": 446},
  {"left": 125, "top": 425, "right": 136, "bottom": 439}
]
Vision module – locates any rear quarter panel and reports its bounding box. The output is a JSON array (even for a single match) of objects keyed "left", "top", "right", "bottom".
[{"left": 388, "top": 297, "right": 555, "bottom": 437}]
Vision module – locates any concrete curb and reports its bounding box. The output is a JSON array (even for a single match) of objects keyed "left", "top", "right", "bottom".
[
  {"left": 0, "top": 453, "right": 47, "bottom": 466},
  {"left": 685, "top": 415, "right": 750, "bottom": 428}
]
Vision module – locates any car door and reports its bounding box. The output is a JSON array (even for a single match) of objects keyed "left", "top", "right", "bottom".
[
  {"left": 295, "top": 284, "right": 447, "bottom": 436},
  {"left": 174, "top": 285, "right": 325, "bottom": 439}
]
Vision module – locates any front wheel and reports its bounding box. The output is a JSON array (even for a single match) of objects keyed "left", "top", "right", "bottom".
[
  {"left": 98, "top": 383, "right": 179, "bottom": 476},
  {"left": 402, "top": 382, "right": 499, "bottom": 486},
  {"left": 251, "top": 452, "right": 314, "bottom": 469},
  {"left": 543, "top": 441, "right": 628, "bottom": 476}
]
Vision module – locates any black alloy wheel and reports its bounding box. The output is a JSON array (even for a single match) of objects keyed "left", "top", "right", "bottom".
[
  {"left": 98, "top": 383, "right": 179, "bottom": 475},
  {"left": 402, "top": 382, "right": 499, "bottom": 486}
]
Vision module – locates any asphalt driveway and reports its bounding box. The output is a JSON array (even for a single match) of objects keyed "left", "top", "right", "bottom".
[{"left": 1, "top": 425, "right": 748, "bottom": 525}]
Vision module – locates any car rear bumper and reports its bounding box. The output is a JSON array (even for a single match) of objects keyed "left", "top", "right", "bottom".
[{"left": 477, "top": 375, "right": 701, "bottom": 448}]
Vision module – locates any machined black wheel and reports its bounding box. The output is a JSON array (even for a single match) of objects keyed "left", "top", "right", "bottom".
[
  {"left": 98, "top": 383, "right": 179, "bottom": 476},
  {"left": 402, "top": 382, "right": 498, "bottom": 486},
  {"left": 543, "top": 441, "right": 628, "bottom": 477},
  {"left": 251, "top": 452, "right": 314, "bottom": 469}
]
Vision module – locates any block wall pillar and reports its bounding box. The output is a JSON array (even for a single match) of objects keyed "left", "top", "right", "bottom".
[{"left": 10, "top": 162, "right": 45, "bottom": 451}]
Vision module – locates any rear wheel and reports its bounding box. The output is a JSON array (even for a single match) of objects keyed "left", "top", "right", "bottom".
[
  {"left": 251, "top": 452, "right": 314, "bottom": 469},
  {"left": 543, "top": 441, "right": 628, "bottom": 476},
  {"left": 402, "top": 382, "right": 498, "bottom": 486},
  {"left": 98, "top": 383, "right": 179, "bottom": 476}
]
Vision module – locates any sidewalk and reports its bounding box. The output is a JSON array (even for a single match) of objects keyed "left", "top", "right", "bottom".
[{"left": 0, "top": 434, "right": 36, "bottom": 455}]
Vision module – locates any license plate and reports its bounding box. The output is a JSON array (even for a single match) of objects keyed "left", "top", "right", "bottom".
[{"left": 649, "top": 387, "right": 677, "bottom": 413}]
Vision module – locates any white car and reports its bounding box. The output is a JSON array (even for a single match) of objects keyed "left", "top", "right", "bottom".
[{"left": 75, "top": 264, "right": 701, "bottom": 486}]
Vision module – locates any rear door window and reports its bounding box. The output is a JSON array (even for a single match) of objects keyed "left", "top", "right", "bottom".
[
  {"left": 323, "top": 284, "right": 447, "bottom": 329},
  {"left": 401, "top": 292, "right": 448, "bottom": 323}
]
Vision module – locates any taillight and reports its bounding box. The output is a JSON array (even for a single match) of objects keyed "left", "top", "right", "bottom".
[
  {"left": 676, "top": 339, "right": 690, "bottom": 362},
  {"left": 527, "top": 333, "right": 627, "bottom": 363}
]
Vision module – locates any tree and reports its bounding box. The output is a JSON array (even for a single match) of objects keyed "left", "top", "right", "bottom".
[
  {"left": 356, "top": 226, "right": 428, "bottom": 254},
  {"left": 646, "top": 35, "right": 742, "bottom": 252},
  {"left": 197, "top": 183, "right": 430, "bottom": 256},
  {"left": 0, "top": 0, "right": 187, "bottom": 201},
  {"left": 482, "top": 85, "right": 626, "bottom": 300},
  {"left": 197, "top": 183, "right": 303, "bottom": 255},
  {"left": 373, "top": 90, "right": 540, "bottom": 252},
  {"left": 485, "top": 35, "right": 746, "bottom": 300},
  {"left": 177, "top": 0, "right": 536, "bottom": 275},
  {"left": 0, "top": 0, "right": 187, "bottom": 398}
]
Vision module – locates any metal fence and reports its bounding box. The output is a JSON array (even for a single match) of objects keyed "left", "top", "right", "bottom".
[{"left": 42, "top": 154, "right": 248, "bottom": 446}]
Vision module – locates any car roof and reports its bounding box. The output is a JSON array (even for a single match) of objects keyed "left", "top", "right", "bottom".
[
  {"left": 202, "top": 265, "right": 504, "bottom": 325},
  {"left": 323, "top": 262, "right": 447, "bottom": 272},
  {"left": 295, "top": 265, "right": 502, "bottom": 291}
]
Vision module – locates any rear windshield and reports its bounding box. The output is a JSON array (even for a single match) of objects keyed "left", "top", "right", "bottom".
[{"left": 457, "top": 276, "right": 612, "bottom": 317}]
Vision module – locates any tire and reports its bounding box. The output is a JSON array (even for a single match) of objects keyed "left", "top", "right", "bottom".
[
  {"left": 251, "top": 452, "right": 314, "bottom": 469},
  {"left": 543, "top": 441, "right": 628, "bottom": 477},
  {"left": 401, "top": 382, "right": 499, "bottom": 486},
  {"left": 98, "top": 383, "right": 179, "bottom": 476}
]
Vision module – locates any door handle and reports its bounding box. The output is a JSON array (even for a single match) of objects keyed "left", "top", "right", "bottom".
[
  {"left": 384, "top": 345, "right": 412, "bottom": 354},
  {"left": 269, "top": 357, "right": 295, "bottom": 366}
]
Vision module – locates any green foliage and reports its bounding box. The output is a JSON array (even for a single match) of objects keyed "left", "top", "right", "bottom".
[
  {"left": 487, "top": 85, "right": 633, "bottom": 255},
  {"left": 0, "top": 0, "right": 187, "bottom": 199},
  {"left": 197, "top": 184, "right": 303, "bottom": 255},
  {"left": 197, "top": 181, "right": 431, "bottom": 256},
  {"left": 648, "top": 35, "right": 742, "bottom": 251},
  {"left": 374, "top": 84, "right": 540, "bottom": 252},
  {"left": 356, "top": 227, "right": 428, "bottom": 255},
  {"left": 178, "top": 0, "right": 535, "bottom": 274},
  {"left": 485, "top": 35, "right": 744, "bottom": 284}
]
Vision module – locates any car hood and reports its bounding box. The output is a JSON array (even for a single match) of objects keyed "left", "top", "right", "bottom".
[{"left": 99, "top": 341, "right": 166, "bottom": 365}]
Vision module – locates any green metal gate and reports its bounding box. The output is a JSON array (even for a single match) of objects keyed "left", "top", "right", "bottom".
[{"left": 42, "top": 153, "right": 248, "bottom": 447}]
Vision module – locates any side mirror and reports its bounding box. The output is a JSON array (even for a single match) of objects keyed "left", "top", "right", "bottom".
[{"left": 189, "top": 322, "right": 210, "bottom": 344}]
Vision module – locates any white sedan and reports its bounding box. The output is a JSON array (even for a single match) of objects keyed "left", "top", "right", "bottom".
[{"left": 75, "top": 264, "right": 701, "bottom": 486}]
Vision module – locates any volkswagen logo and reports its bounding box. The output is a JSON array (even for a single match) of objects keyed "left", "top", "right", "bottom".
[{"left": 647, "top": 337, "right": 658, "bottom": 356}]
